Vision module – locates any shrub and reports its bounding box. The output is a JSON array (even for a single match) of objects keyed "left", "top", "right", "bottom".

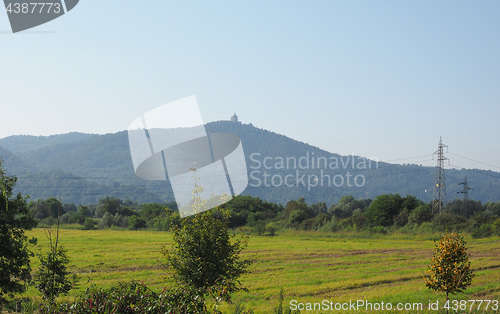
[
  {"left": 250, "top": 219, "right": 266, "bottom": 235},
  {"left": 40, "top": 281, "right": 208, "bottom": 314},
  {"left": 493, "top": 218, "right": 500, "bottom": 236},
  {"left": 393, "top": 208, "right": 409, "bottom": 228},
  {"left": 319, "top": 218, "right": 340, "bottom": 232},
  {"left": 431, "top": 213, "right": 467, "bottom": 232},
  {"left": 162, "top": 208, "right": 250, "bottom": 307},
  {"left": 288, "top": 210, "right": 308, "bottom": 226},
  {"left": 471, "top": 223, "right": 492, "bottom": 239},
  {"left": 35, "top": 227, "right": 76, "bottom": 300},
  {"left": 368, "top": 226, "right": 388, "bottom": 234},
  {"left": 264, "top": 222, "right": 278, "bottom": 236},
  {"left": 408, "top": 204, "right": 432, "bottom": 225},
  {"left": 128, "top": 215, "right": 147, "bottom": 230},
  {"left": 338, "top": 217, "right": 353, "bottom": 230},
  {"left": 81, "top": 218, "right": 96, "bottom": 230},
  {"left": 352, "top": 210, "right": 368, "bottom": 230}
]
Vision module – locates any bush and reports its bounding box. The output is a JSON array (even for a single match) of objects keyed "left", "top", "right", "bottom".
[
  {"left": 471, "top": 223, "right": 493, "bottom": 239},
  {"left": 250, "top": 219, "right": 266, "bottom": 235},
  {"left": 162, "top": 208, "right": 250, "bottom": 306},
  {"left": 408, "top": 204, "right": 432, "bottom": 225},
  {"left": 82, "top": 218, "right": 96, "bottom": 230},
  {"left": 35, "top": 227, "right": 76, "bottom": 300},
  {"left": 393, "top": 208, "right": 409, "bottom": 228},
  {"left": 319, "top": 218, "right": 340, "bottom": 232},
  {"left": 264, "top": 222, "right": 278, "bottom": 236},
  {"left": 416, "top": 222, "right": 433, "bottom": 234},
  {"left": 368, "top": 226, "right": 388, "bottom": 234},
  {"left": 97, "top": 212, "right": 113, "bottom": 229},
  {"left": 128, "top": 215, "right": 147, "bottom": 230},
  {"left": 432, "top": 213, "right": 467, "bottom": 232},
  {"left": 288, "top": 210, "right": 308, "bottom": 226},
  {"left": 38, "top": 217, "right": 57, "bottom": 227},
  {"left": 40, "top": 281, "right": 208, "bottom": 314},
  {"left": 468, "top": 211, "right": 494, "bottom": 232},
  {"left": 493, "top": 218, "right": 500, "bottom": 236},
  {"left": 352, "top": 210, "right": 368, "bottom": 230},
  {"left": 338, "top": 217, "right": 353, "bottom": 231},
  {"left": 146, "top": 217, "right": 170, "bottom": 231},
  {"left": 1, "top": 296, "right": 38, "bottom": 313}
]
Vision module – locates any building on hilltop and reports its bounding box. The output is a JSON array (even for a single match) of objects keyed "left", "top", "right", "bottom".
[{"left": 230, "top": 113, "right": 239, "bottom": 122}]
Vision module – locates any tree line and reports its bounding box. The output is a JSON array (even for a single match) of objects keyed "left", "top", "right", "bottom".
[{"left": 30, "top": 193, "right": 500, "bottom": 239}]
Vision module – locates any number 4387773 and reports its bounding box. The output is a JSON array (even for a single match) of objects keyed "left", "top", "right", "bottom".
[
  {"left": 443, "top": 300, "right": 498, "bottom": 311},
  {"left": 5, "top": 3, "right": 62, "bottom": 14}
]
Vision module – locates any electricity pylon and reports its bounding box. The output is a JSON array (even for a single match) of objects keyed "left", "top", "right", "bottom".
[
  {"left": 458, "top": 177, "right": 473, "bottom": 216},
  {"left": 457, "top": 177, "right": 472, "bottom": 201},
  {"left": 432, "top": 137, "right": 449, "bottom": 214}
]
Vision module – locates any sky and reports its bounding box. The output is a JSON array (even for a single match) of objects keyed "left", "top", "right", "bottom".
[{"left": 1, "top": 1, "right": 499, "bottom": 172}]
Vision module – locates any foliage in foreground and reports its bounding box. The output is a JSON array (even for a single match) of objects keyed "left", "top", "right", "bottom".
[
  {"left": 162, "top": 207, "right": 250, "bottom": 306},
  {"left": 39, "top": 281, "right": 209, "bottom": 314},
  {"left": 424, "top": 232, "right": 474, "bottom": 301},
  {"left": 0, "top": 160, "right": 37, "bottom": 303},
  {"left": 35, "top": 226, "right": 77, "bottom": 300},
  {"left": 26, "top": 282, "right": 299, "bottom": 314}
]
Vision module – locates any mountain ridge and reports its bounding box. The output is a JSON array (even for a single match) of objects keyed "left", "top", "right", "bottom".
[{"left": 0, "top": 121, "right": 498, "bottom": 205}]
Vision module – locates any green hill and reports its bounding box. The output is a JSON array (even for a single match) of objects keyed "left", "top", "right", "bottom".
[{"left": 0, "top": 121, "right": 498, "bottom": 205}]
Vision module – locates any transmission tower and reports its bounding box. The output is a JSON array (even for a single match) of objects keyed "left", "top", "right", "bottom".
[
  {"left": 458, "top": 177, "right": 473, "bottom": 216},
  {"left": 457, "top": 177, "right": 472, "bottom": 201},
  {"left": 432, "top": 137, "right": 449, "bottom": 214}
]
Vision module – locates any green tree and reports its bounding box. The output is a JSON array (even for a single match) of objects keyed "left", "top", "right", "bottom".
[
  {"left": 283, "top": 198, "right": 310, "bottom": 227},
  {"left": 432, "top": 212, "right": 467, "bottom": 232},
  {"left": 165, "top": 170, "right": 250, "bottom": 309},
  {"left": 328, "top": 196, "right": 370, "bottom": 218},
  {"left": 45, "top": 198, "right": 65, "bottom": 218},
  {"left": 408, "top": 204, "right": 432, "bottom": 225},
  {"left": 30, "top": 199, "right": 50, "bottom": 219},
  {"left": 393, "top": 208, "right": 409, "bottom": 227},
  {"left": 223, "top": 195, "right": 281, "bottom": 228},
  {"left": 162, "top": 208, "right": 250, "bottom": 305},
  {"left": 29, "top": 198, "right": 65, "bottom": 220},
  {"left": 161, "top": 172, "right": 249, "bottom": 308},
  {"left": 365, "top": 194, "right": 402, "bottom": 227},
  {"left": 128, "top": 215, "right": 147, "bottom": 230},
  {"left": 366, "top": 194, "right": 421, "bottom": 227},
  {"left": 35, "top": 224, "right": 76, "bottom": 300},
  {"left": 0, "top": 160, "right": 37, "bottom": 302},
  {"left": 424, "top": 232, "right": 474, "bottom": 307},
  {"left": 81, "top": 217, "right": 96, "bottom": 230},
  {"left": 140, "top": 203, "right": 165, "bottom": 221},
  {"left": 95, "top": 197, "right": 123, "bottom": 217},
  {"left": 98, "top": 212, "right": 114, "bottom": 229}
]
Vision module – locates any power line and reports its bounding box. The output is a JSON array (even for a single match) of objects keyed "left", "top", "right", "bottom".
[
  {"left": 382, "top": 154, "right": 434, "bottom": 163},
  {"left": 447, "top": 138, "right": 500, "bottom": 154},
  {"left": 448, "top": 152, "right": 500, "bottom": 170}
]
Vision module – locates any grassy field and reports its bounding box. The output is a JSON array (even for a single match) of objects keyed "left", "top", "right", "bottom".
[{"left": 23, "top": 228, "right": 500, "bottom": 313}]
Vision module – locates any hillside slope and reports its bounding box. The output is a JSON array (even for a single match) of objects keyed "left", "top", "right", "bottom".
[{"left": 0, "top": 122, "right": 498, "bottom": 205}]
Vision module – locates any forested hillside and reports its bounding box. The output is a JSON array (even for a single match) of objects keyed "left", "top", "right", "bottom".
[{"left": 0, "top": 121, "right": 498, "bottom": 205}]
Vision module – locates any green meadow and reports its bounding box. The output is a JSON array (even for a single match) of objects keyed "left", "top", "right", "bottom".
[{"left": 24, "top": 228, "right": 500, "bottom": 313}]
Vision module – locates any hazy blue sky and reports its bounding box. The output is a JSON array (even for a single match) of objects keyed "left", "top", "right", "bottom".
[{"left": 1, "top": 1, "right": 499, "bottom": 171}]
